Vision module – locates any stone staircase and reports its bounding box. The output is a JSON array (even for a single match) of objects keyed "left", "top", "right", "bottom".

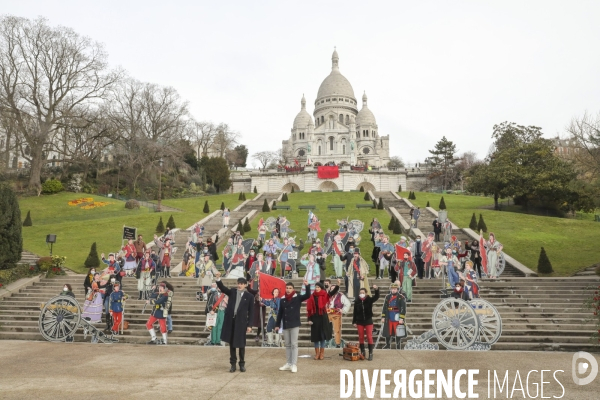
[
  {"left": 243, "top": 192, "right": 282, "bottom": 211},
  {"left": 1, "top": 274, "right": 598, "bottom": 352},
  {"left": 18, "top": 251, "right": 40, "bottom": 267},
  {"left": 374, "top": 191, "right": 524, "bottom": 277}
]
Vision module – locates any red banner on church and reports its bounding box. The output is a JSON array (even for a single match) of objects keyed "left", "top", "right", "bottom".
[{"left": 317, "top": 166, "right": 339, "bottom": 179}]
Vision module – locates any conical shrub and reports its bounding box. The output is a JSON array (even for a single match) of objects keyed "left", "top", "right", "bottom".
[
  {"left": 203, "top": 200, "right": 209, "bottom": 214},
  {"left": 377, "top": 198, "right": 384, "bottom": 210},
  {"left": 398, "top": 184, "right": 402, "bottom": 192},
  {"left": 243, "top": 217, "right": 251, "bottom": 233},
  {"left": 393, "top": 217, "right": 402, "bottom": 234},
  {"left": 220, "top": 202, "right": 225, "bottom": 211},
  {"left": 439, "top": 196, "right": 447, "bottom": 210},
  {"left": 262, "top": 199, "right": 270, "bottom": 212},
  {"left": 388, "top": 216, "right": 395, "bottom": 230},
  {"left": 364, "top": 192, "right": 370, "bottom": 201},
  {"left": 84, "top": 242, "right": 101, "bottom": 269},
  {"left": 253, "top": 186, "right": 257, "bottom": 193},
  {"left": 537, "top": 247, "right": 554, "bottom": 274},
  {"left": 155, "top": 216, "right": 165, "bottom": 233},
  {"left": 166, "top": 215, "right": 176, "bottom": 229},
  {"left": 426, "top": 201, "right": 430, "bottom": 208},
  {"left": 23, "top": 210, "right": 32, "bottom": 227},
  {"left": 469, "top": 213, "right": 477, "bottom": 230},
  {"left": 477, "top": 214, "right": 487, "bottom": 233}
]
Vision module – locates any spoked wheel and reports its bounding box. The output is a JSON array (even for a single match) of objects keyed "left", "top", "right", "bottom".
[
  {"left": 470, "top": 299, "right": 502, "bottom": 346},
  {"left": 432, "top": 298, "right": 479, "bottom": 350},
  {"left": 38, "top": 295, "right": 81, "bottom": 342}
]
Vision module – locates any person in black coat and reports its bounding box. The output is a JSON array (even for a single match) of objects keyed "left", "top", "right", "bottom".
[
  {"left": 207, "top": 238, "right": 219, "bottom": 262},
  {"left": 215, "top": 273, "right": 254, "bottom": 373},
  {"left": 432, "top": 219, "right": 442, "bottom": 242},
  {"left": 352, "top": 285, "right": 380, "bottom": 360}
]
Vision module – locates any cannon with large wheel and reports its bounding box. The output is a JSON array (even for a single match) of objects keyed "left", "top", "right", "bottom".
[
  {"left": 39, "top": 295, "right": 118, "bottom": 344},
  {"left": 404, "top": 298, "right": 502, "bottom": 351}
]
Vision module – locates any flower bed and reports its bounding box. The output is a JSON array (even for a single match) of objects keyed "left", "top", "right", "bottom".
[
  {"left": 68, "top": 197, "right": 111, "bottom": 209},
  {"left": 0, "top": 263, "right": 41, "bottom": 288}
]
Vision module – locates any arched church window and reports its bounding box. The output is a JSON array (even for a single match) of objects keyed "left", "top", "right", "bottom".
[
  {"left": 342, "top": 145, "right": 346, "bottom": 154},
  {"left": 318, "top": 146, "right": 321, "bottom": 155},
  {"left": 329, "top": 137, "right": 334, "bottom": 151},
  {"left": 321, "top": 116, "right": 325, "bottom": 125},
  {"left": 345, "top": 115, "right": 349, "bottom": 125},
  {"left": 338, "top": 114, "right": 344, "bottom": 124}
]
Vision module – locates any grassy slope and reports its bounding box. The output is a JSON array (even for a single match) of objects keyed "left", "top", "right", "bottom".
[
  {"left": 19, "top": 193, "right": 253, "bottom": 274},
  {"left": 218, "top": 192, "right": 394, "bottom": 276},
  {"left": 401, "top": 192, "right": 600, "bottom": 276}
]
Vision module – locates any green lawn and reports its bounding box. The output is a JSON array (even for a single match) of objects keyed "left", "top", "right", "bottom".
[
  {"left": 401, "top": 191, "right": 600, "bottom": 276},
  {"left": 19, "top": 192, "right": 251, "bottom": 274},
  {"left": 219, "top": 192, "right": 394, "bottom": 276}
]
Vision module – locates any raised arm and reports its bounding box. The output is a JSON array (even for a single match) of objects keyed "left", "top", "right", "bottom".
[{"left": 215, "top": 278, "right": 233, "bottom": 298}]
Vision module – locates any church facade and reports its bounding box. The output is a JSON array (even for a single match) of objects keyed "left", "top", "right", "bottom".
[
  {"left": 283, "top": 49, "right": 390, "bottom": 167},
  {"left": 250, "top": 49, "right": 405, "bottom": 193}
]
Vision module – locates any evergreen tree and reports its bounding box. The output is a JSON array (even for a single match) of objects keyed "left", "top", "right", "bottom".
[
  {"left": 238, "top": 192, "right": 243, "bottom": 201},
  {"left": 155, "top": 216, "right": 165, "bottom": 234},
  {"left": 262, "top": 199, "right": 270, "bottom": 212},
  {"left": 253, "top": 186, "right": 257, "bottom": 193},
  {"left": 291, "top": 186, "right": 295, "bottom": 193},
  {"left": 388, "top": 216, "right": 395, "bottom": 230},
  {"left": 426, "top": 201, "right": 430, "bottom": 208},
  {"left": 272, "top": 201, "right": 277, "bottom": 208},
  {"left": 23, "top": 210, "right": 32, "bottom": 227},
  {"left": 0, "top": 183, "right": 22, "bottom": 270},
  {"left": 469, "top": 213, "right": 477, "bottom": 230},
  {"left": 412, "top": 191, "right": 417, "bottom": 200},
  {"left": 364, "top": 192, "right": 370, "bottom": 201},
  {"left": 377, "top": 198, "right": 384, "bottom": 210},
  {"left": 439, "top": 196, "right": 447, "bottom": 210},
  {"left": 166, "top": 215, "right": 176, "bottom": 229},
  {"left": 203, "top": 200, "right": 209, "bottom": 213},
  {"left": 220, "top": 202, "right": 225, "bottom": 211},
  {"left": 243, "top": 217, "right": 251, "bottom": 233},
  {"left": 242, "top": 192, "right": 246, "bottom": 201},
  {"left": 372, "top": 200, "right": 377, "bottom": 208},
  {"left": 393, "top": 217, "right": 402, "bottom": 234},
  {"left": 84, "top": 242, "right": 101, "bottom": 269},
  {"left": 408, "top": 191, "right": 413, "bottom": 200},
  {"left": 282, "top": 193, "right": 288, "bottom": 201},
  {"left": 398, "top": 184, "right": 402, "bottom": 192},
  {"left": 359, "top": 186, "right": 364, "bottom": 192},
  {"left": 537, "top": 247, "right": 554, "bottom": 274},
  {"left": 477, "top": 214, "right": 487, "bottom": 232}
]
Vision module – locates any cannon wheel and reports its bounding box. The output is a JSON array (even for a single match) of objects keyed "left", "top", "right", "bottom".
[
  {"left": 432, "top": 298, "right": 479, "bottom": 350},
  {"left": 39, "top": 295, "right": 81, "bottom": 342},
  {"left": 471, "top": 299, "right": 502, "bottom": 345}
]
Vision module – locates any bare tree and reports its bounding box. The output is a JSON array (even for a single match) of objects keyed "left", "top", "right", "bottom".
[
  {"left": 0, "top": 16, "right": 121, "bottom": 192},
  {"left": 565, "top": 111, "right": 600, "bottom": 179},
  {"left": 108, "top": 78, "right": 189, "bottom": 193},
  {"left": 387, "top": 156, "right": 404, "bottom": 169},
  {"left": 187, "top": 120, "right": 216, "bottom": 159},
  {"left": 252, "top": 150, "right": 276, "bottom": 169},
  {"left": 212, "top": 123, "right": 239, "bottom": 158}
]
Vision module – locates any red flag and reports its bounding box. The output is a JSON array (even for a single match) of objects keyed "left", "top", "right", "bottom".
[
  {"left": 479, "top": 232, "right": 488, "bottom": 275},
  {"left": 395, "top": 244, "right": 413, "bottom": 261},
  {"left": 257, "top": 218, "right": 264, "bottom": 228},
  {"left": 259, "top": 273, "right": 286, "bottom": 300},
  {"left": 295, "top": 159, "right": 299, "bottom": 166}
]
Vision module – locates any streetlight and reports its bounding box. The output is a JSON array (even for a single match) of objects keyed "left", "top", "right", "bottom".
[
  {"left": 116, "top": 159, "right": 121, "bottom": 199},
  {"left": 157, "top": 158, "right": 164, "bottom": 212}
]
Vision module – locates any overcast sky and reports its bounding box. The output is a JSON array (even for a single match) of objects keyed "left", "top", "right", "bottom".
[{"left": 3, "top": 1, "right": 600, "bottom": 166}]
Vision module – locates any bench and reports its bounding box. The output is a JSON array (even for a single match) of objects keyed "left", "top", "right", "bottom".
[
  {"left": 272, "top": 205, "right": 290, "bottom": 210},
  {"left": 327, "top": 204, "right": 345, "bottom": 210},
  {"left": 332, "top": 189, "right": 343, "bottom": 192},
  {"left": 356, "top": 204, "right": 375, "bottom": 209},
  {"left": 298, "top": 205, "right": 317, "bottom": 210}
]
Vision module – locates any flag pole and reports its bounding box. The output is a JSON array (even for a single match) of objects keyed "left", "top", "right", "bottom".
[{"left": 258, "top": 272, "right": 266, "bottom": 346}]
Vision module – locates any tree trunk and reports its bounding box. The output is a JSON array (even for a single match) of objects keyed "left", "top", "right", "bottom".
[
  {"left": 494, "top": 192, "right": 499, "bottom": 210},
  {"left": 28, "top": 143, "right": 45, "bottom": 194}
]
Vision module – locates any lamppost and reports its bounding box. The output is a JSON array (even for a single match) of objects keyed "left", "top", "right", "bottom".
[
  {"left": 116, "top": 160, "right": 120, "bottom": 199},
  {"left": 157, "top": 158, "right": 164, "bottom": 212}
]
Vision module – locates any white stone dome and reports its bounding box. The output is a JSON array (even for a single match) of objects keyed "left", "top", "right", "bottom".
[
  {"left": 356, "top": 92, "right": 376, "bottom": 126},
  {"left": 293, "top": 95, "right": 313, "bottom": 128},
  {"left": 316, "top": 49, "right": 356, "bottom": 100}
]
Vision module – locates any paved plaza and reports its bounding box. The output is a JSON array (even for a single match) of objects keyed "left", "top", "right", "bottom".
[{"left": 1, "top": 341, "right": 598, "bottom": 399}]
